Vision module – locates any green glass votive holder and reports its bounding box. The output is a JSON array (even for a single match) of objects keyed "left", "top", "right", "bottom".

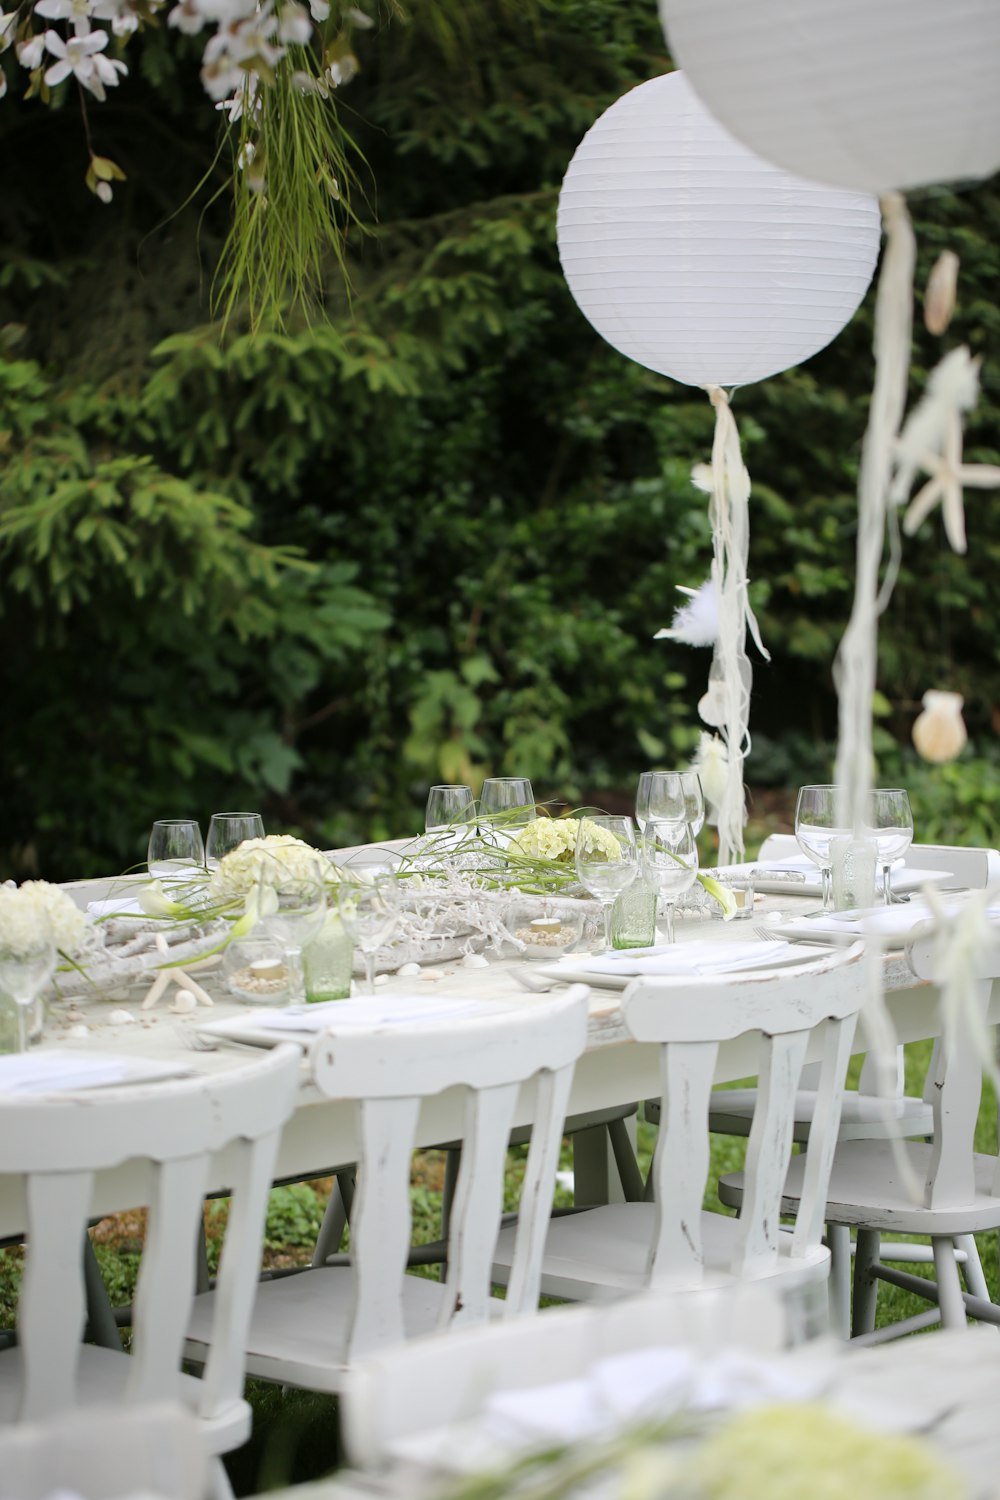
[
  {"left": 303, "top": 912, "right": 355, "bottom": 1002},
  {"left": 611, "top": 880, "right": 658, "bottom": 949}
]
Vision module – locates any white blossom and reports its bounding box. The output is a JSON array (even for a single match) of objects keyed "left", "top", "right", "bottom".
[
  {"left": 0, "top": 10, "right": 15, "bottom": 50},
  {"left": 36, "top": 0, "right": 96, "bottom": 38},
  {"left": 277, "top": 1, "right": 310, "bottom": 43},
  {"left": 344, "top": 5, "right": 372, "bottom": 25},
  {"left": 44, "top": 27, "right": 113, "bottom": 97},
  {"left": 307, "top": 0, "right": 327, "bottom": 19},
  {"left": 17, "top": 33, "right": 46, "bottom": 67},
  {"left": 0, "top": 64, "right": 7, "bottom": 95},
  {"left": 95, "top": 179, "right": 113, "bottom": 201},
  {"left": 326, "top": 50, "right": 356, "bottom": 86},
  {"left": 168, "top": 0, "right": 205, "bottom": 32}
]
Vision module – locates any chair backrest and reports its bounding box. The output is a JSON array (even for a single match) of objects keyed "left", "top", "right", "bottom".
[
  {"left": 0, "top": 1044, "right": 302, "bottom": 1424},
  {"left": 0, "top": 1401, "right": 206, "bottom": 1500},
  {"left": 907, "top": 917, "right": 1000, "bottom": 1209},
  {"left": 308, "top": 985, "right": 590, "bottom": 1362},
  {"left": 342, "top": 1282, "right": 787, "bottom": 1469},
  {"left": 624, "top": 946, "right": 864, "bottom": 1287},
  {"left": 757, "top": 834, "right": 1000, "bottom": 890}
]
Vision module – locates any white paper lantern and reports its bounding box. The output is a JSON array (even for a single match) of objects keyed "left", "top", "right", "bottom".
[
  {"left": 659, "top": 0, "right": 1000, "bottom": 196},
  {"left": 557, "top": 72, "right": 880, "bottom": 389}
]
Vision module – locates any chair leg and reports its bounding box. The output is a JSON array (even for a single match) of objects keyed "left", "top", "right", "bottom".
[
  {"left": 852, "top": 1228, "right": 881, "bottom": 1337},
  {"left": 439, "top": 1146, "right": 463, "bottom": 1280},
  {"left": 311, "top": 1170, "right": 355, "bottom": 1267},
  {"left": 955, "top": 1234, "right": 991, "bottom": 1304},
  {"left": 827, "top": 1224, "right": 851, "bottom": 1340},
  {"left": 83, "top": 1234, "right": 122, "bottom": 1350},
  {"left": 209, "top": 1457, "right": 235, "bottom": 1500},
  {"left": 607, "top": 1118, "right": 646, "bottom": 1204},
  {"left": 195, "top": 1216, "right": 211, "bottom": 1295},
  {"left": 933, "top": 1236, "right": 968, "bottom": 1329}
]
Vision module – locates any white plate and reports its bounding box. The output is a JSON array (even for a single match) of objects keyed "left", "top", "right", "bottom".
[
  {"left": 0, "top": 1052, "right": 193, "bottom": 1095},
  {"left": 735, "top": 861, "right": 956, "bottom": 899},
  {"left": 197, "top": 995, "right": 507, "bottom": 1049},
  {"left": 537, "top": 943, "right": 840, "bottom": 990}
]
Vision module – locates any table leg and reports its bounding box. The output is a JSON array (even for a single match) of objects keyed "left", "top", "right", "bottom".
[{"left": 572, "top": 1116, "right": 637, "bottom": 1206}]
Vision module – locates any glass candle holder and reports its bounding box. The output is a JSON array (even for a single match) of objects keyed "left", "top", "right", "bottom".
[
  {"left": 706, "top": 870, "right": 756, "bottom": 921},
  {"left": 611, "top": 879, "right": 659, "bottom": 949},
  {"left": 303, "top": 911, "right": 355, "bottom": 1002}
]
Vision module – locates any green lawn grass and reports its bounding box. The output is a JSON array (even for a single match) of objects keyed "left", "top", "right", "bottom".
[{"left": 1, "top": 1040, "right": 993, "bottom": 1494}]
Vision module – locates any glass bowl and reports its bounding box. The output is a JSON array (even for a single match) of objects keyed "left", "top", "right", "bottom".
[
  {"left": 222, "top": 936, "right": 292, "bottom": 1004},
  {"left": 505, "top": 898, "right": 588, "bottom": 960}
]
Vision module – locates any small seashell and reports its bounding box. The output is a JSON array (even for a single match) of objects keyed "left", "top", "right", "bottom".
[
  {"left": 924, "top": 250, "right": 960, "bottom": 336},
  {"left": 170, "top": 990, "right": 197, "bottom": 1015},
  {"left": 420, "top": 968, "right": 444, "bottom": 981},
  {"left": 67, "top": 1024, "right": 89, "bottom": 1039},
  {"left": 108, "top": 1009, "right": 136, "bottom": 1025},
  {"left": 912, "top": 689, "right": 968, "bottom": 764},
  {"left": 66, "top": 1008, "right": 86, "bottom": 1024},
  {"left": 461, "top": 953, "right": 489, "bottom": 969},
  {"left": 396, "top": 962, "right": 421, "bottom": 977},
  {"left": 374, "top": 973, "right": 389, "bottom": 986}
]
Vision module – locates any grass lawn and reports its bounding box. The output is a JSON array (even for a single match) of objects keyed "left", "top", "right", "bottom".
[{"left": 0, "top": 1037, "right": 993, "bottom": 1493}]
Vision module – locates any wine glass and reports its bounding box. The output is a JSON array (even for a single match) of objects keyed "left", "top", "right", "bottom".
[
  {"left": 337, "top": 872, "right": 400, "bottom": 995},
  {"left": 0, "top": 919, "right": 56, "bottom": 1053},
  {"left": 641, "top": 818, "right": 699, "bottom": 944},
  {"left": 867, "top": 789, "right": 914, "bottom": 906},
  {"left": 206, "top": 812, "right": 265, "bottom": 867},
  {"left": 574, "top": 816, "right": 638, "bottom": 954},
  {"left": 794, "top": 785, "right": 849, "bottom": 912},
  {"left": 257, "top": 852, "right": 329, "bottom": 1004},
  {"left": 637, "top": 772, "right": 705, "bottom": 836},
  {"left": 479, "top": 778, "right": 535, "bottom": 832},
  {"left": 147, "top": 820, "right": 205, "bottom": 882},
  {"left": 424, "top": 785, "right": 475, "bottom": 833}
]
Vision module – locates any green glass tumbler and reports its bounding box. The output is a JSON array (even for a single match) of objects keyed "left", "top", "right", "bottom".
[
  {"left": 303, "top": 912, "right": 355, "bottom": 1002},
  {"left": 611, "top": 879, "right": 658, "bottom": 949}
]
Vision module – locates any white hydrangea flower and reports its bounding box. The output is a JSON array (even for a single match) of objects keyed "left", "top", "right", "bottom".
[
  {"left": 208, "top": 834, "right": 335, "bottom": 903},
  {"left": 19, "top": 881, "right": 88, "bottom": 955},
  {"left": 512, "top": 817, "right": 621, "bottom": 865}
]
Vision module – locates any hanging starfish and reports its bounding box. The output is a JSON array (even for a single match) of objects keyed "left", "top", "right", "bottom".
[{"left": 891, "top": 345, "right": 1000, "bottom": 555}]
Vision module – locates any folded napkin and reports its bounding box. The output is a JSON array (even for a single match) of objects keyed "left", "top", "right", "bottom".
[
  {"left": 0, "top": 1050, "right": 173, "bottom": 1098},
  {"left": 484, "top": 1345, "right": 828, "bottom": 1447},
  {"left": 87, "top": 896, "right": 147, "bottom": 919},
  {"left": 567, "top": 940, "right": 789, "bottom": 979},
  {"left": 259, "top": 994, "right": 497, "bottom": 1033}
]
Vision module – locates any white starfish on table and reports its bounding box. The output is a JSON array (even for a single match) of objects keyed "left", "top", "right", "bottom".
[
  {"left": 891, "top": 345, "right": 1000, "bottom": 554},
  {"left": 140, "top": 933, "right": 215, "bottom": 1010}
]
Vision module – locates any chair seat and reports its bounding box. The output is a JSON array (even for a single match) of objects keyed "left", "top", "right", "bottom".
[
  {"left": 704, "top": 1089, "right": 934, "bottom": 1145},
  {"left": 185, "top": 1267, "right": 503, "bottom": 1396},
  {"left": 491, "top": 1203, "right": 830, "bottom": 1303},
  {"left": 0, "top": 1345, "right": 249, "bottom": 1457},
  {"left": 720, "top": 1140, "right": 1000, "bottom": 1235}
]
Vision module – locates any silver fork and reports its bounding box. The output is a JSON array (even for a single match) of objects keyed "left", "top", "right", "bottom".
[{"left": 173, "top": 1024, "right": 218, "bottom": 1052}]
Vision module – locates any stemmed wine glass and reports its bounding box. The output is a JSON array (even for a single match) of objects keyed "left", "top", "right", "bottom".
[
  {"left": 424, "top": 785, "right": 475, "bottom": 834},
  {"left": 206, "top": 812, "right": 265, "bottom": 867},
  {"left": 574, "top": 816, "right": 638, "bottom": 954},
  {"left": 147, "top": 820, "right": 206, "bottom": 882},
  {"left": 257, "top": 852, "right": 328, "bottom": 1005},
  {"left": 794, "top": 785, "right": 849, "bottom": 912},
  {"left": 337, "top": 871, "right": 400, "bottom": 995},
  {"left": 867, "top": 789, "right": 914, "bottom": 905},
  {"left": 636, "top": 772, "right": 705, "bottom": 836},
  {"left": 479, "top": 778, "right": 535, "bottom": 833},
  {"left": 0, "top": 918, "right": 56, "bottom": 1054},
  {"left": 641, "top": 818, "right": 699, "bottom": 944}
]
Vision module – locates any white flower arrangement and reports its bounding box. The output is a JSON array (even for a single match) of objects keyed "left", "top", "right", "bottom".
[
  {"left": 512, "top": 817, "right": 622, "bottom": 865},
  {"left": 207, "top": 834, "right": 337, "bottom": 904},
  {"left": 0, "top": 880, "right": 88, "bottom": 958}
]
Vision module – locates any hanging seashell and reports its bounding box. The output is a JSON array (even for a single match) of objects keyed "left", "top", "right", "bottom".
[
  {"left": 912, "top": 690, "right": 968, "bottom": 764},
  {"left": 697, "top": 677, "right": 728, "bottom": 729},
  {"left": 924, "top": 251, "right": 960, "bottom": 336}
]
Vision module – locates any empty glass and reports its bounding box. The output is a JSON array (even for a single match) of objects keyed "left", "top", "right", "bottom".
[
  {"left": 794, "top": 785, "right": 849, "bottom": 912},
  {"left": 642, "top": 819, "right": 699, "bottom": 944},
  {"left": 424, "top": 784, "right": 475, "bottom": 833},
  {"left": 0, "top": 918, "right": 56, "bottom": 1053},
  {"left": 867, "top": 788, "right": 914, "bottom": 905},
  {"left": 479, "top": 778, "right": 535, "bottom": 830},
  {"left": 574, "top": 816, "right": 638, "bottom": 953},
  {"left": 337, "top": 872, "right": 400, "bottom": 995},
  {"left": 206, "top": 812, "right": 265, "bottom": 867},
  {"left": 147, "top": 820, "right": 205, "bottom": 881},
  {"left": 636, "top": 772, "right": 705, "bottom": 836}
]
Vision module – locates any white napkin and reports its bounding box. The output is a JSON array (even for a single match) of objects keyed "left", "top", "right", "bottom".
[
  {"left": 87, "top": 896, "right": 146, "bottom": 918},
  {"left": 0, "top": 1053, "right": 131, "bottom": 1095},
  {"left": 258, "top": 995, "right": 497, "bottom": 1032},
  {"left": 568, "top": 940, "right": 789, "bottom": 978}
]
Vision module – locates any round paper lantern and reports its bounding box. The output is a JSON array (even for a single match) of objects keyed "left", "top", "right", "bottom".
[
  {"left": 557, "top": 72, "right": 880, "bottom": 389},
  {"left": 659, "top": 0, "right": 1000, "bottom": 195}
]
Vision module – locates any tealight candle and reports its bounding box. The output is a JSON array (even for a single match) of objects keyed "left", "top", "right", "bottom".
[
  {"left": 250, "top": 958, "right": 284, "bottom": 976},
  {"left": 530, "top": 917, "right": 562, "bottom": 934}
]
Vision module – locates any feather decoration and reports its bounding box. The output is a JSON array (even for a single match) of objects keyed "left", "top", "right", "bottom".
[{"left": 653, "top": 579, "right": 719, "bottom": 648}]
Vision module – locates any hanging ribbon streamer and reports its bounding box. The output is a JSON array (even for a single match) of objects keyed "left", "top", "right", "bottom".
[
  {"left": 703, "top": 386, "right": 770, "bottom": 866},
  {"left": 833, "top": 193, "right": 916, "bottom": 837}
]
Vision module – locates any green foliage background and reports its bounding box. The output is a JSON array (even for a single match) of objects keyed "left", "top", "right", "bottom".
[{"left": 2, "top": 0, "right": 999, "bottom": 879}]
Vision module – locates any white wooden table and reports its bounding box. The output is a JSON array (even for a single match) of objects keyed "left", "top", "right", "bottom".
[{"left": 0, "top": 884, "right": 936, "bottom": 1239}]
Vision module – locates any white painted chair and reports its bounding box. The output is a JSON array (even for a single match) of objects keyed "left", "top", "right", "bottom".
[
  {"left": 341, "top": 1282, "right": 788, "bottom": 1471},
  {"left": 490, "top": 947, "right": 864, "bottom": 1305},
  {"left": 184, "top": 986, "right": 590, "bottom": 1393},
  {"left": 0, "top": 1401, "right": 207, "bottom": 1500},
  {"left": 729, "top": 920, "right": 1000, "bottom": 1343},
  {"left": 0, "top": 1044, "right": 302, "bottom": 1498}
]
